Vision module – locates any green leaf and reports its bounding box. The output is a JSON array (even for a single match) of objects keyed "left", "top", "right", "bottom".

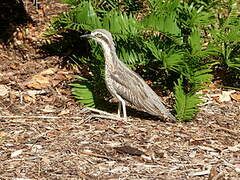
[
  {"left": 146, "top": 41, "right": 183, "bottom": 71},
  {"left": 227, "top": 58, "right": 240, "bottom": 69},
  {"left": 74, "top": 1, "right": 101, "bottom": 30},
  {"left": 142, "top": 0, "right": 180, "bottom": 36},
  {"left": 69, "top": 76, "right": 95, "bottom": 107},
  {"left": 174, "top": 78, "right": 202, "bottom": 121},
  {"left": 189, "top": 29, "right": 201, "bottom": 55},
  {"left": 102, "top": 10, "right": 140, "bottom": 36}
]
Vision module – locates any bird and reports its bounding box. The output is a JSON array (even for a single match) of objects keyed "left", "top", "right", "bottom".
[{"left": 80, "top": 29, "right": 176, "bottom": 122}]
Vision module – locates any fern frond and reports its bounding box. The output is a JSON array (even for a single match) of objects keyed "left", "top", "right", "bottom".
[
  {"left": 189, "top": 28, "right": 201, "bottom": 55},
  {"left": 208, "top": 1, "right": 240, "bottom": 70},
  {"left": 47, "top": 1, "right": 101, "bottom": 33},
  {"left": 102, "top": 10, "right": 140, "bottom": 37},
  {"left": 143, "top": 0, "right": 180, "bottom": 36},
  {"left": 182, "top": 67, "right": 213, "bottom": 92},
  {"left": 191, "top": 69, "right": 213, "bottom": 91},
  {"left": 73, "top": 2, "right": 101, "bottom": 30},
  {"left": 69, "top": 75, "right": 95, "bottom": 107},
  {"left": 174, "top": 78, "right": 202, "bottom": 121},
  {"left": 177, "top": 2, "right": 214, "bottom": 29},
  {"left": 145, "top": 41, "right": 184, "bottom": 71},
  {"left": 227, "top": 58, "right": 240, "bottom": 69},
  {"left": 118, "top": 46, "right": 144, "bottom": 65}
]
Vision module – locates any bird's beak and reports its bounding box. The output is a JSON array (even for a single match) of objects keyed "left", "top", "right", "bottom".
[{"left": 80, "top": 34, "right": 93, "bottom": 39}]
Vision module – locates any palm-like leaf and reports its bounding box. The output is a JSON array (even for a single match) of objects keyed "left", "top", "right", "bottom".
[
  {"left": 174, "top": 78, "right": 202, "bottom": 121},
  {"left": 209, "top": 1, "right": 240, "bottom": 70},
  {"left": 143, "top": 0, "right": 180, "bottom": 36},
  {"left": 45, "top": 0, "right": 238, "bottom": 121},
  {"left": 102, "top": 11, "right": 140, "bottom": 35},
  {"left": 145, "top": 41, "right": 184, "bottom": 71},
  {"left": 69, "top": 75, "right": 95, "bottom": 107}
]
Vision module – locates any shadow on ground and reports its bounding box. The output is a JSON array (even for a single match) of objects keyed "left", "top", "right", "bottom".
[{"left": 0, "top": 0, "right": 32, "bottom": 44}]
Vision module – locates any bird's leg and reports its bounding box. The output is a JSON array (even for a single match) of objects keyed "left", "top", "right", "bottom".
[
  {"left": 116, "top": 95, "right": 127, "bottom": 120},
  {"left": 117, "top": 102, "right": 121, "bottom": 117},
  {"left": 122, "top": 101, "right": 127, "bottom": 120}
]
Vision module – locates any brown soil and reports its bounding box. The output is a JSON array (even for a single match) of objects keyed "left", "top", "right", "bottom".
[{"left": 0, "top": 1, "right": 240, "bottom": 179}]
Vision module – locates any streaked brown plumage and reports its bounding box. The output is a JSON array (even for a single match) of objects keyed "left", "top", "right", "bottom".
[{"left": 81, "top": 29, "right": 176, "bottom": 122}]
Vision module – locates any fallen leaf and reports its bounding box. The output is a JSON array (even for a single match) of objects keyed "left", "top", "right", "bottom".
[
  {"left": 51, "top": 79, "right": 62, "bottom": 87},
  {"left": 0, "top": 131, "right": 7, "bottom": 137},
  {"left": 208, "top": 83, "right": 218, "bottom": 89},
  {"left": 189, "top": 151, "right": 196, "bottom": 158},
  {"left": 228, "top": 144, "right": 240, "bottom": 152},
  {"left": 235, "top": 164, "right": 240, "bottom": 173},
  {"left": 198, "top": 146, "right": 217, "bottom": 152},
  {"left": 58, "top": 109, "right": 70, "bottom": 116},
  {"left": 218, "top": 90, "right": 235, "bottom": 102},
  {"left": 0, "top": 85, "right": 10, "bottom": 96},
  {"left": 155, "top": 151, "right": 165, "bottom": 158},
  {"left": 16, "top": 31, "right": 24, "bottom": 40},
  {"left": 37, "top": 7, "right": 45, "bottom": 17},
  {"left": 54, "top": 73, "right": 66, "bottom": 81},
  {"left": 41, "top": 105, "right": 56, "bottom": 113},
  {"left": 230, "top": 92, "right": 240, "bottom": 102},
  {"left": 145, "top": 150, "right": 155, "bottom": 157},
  {"left": 27, "top": 75, "right": 51, "bottom": 89},
  {"left": 46, "top": 132, "right": 58, "bottom": 137},
  {"left": 23, "top": 95, "right": 36, "bottom": 103},
  {"left": 40, "top": 68, "right": 57, "bottom": 75},
  {"left": 27, "top": 90, "right": 47, "bottom": 97},
  {"left": 11, "top": 149, "right": 23, "bottom": 158},
  {"left": 189, "top": 170, "right": 210, "bottom": 177},
  {"left": 42, "top": 156, "right": 50, "bottom": 164},
  {"left": 141, "top": 154, "right": 153, "bottom": 161},
  {"left": 31, "top": 145, "right": 43, "bottom": 153}
]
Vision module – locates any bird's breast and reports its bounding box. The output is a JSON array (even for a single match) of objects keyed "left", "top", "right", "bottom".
[{"left": 105, "top": 64, "right": 117, "bottom": 97}]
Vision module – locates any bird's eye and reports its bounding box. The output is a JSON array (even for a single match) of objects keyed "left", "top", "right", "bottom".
[{"left": 96, "top": 34, "right": 103, "bottom": 38}]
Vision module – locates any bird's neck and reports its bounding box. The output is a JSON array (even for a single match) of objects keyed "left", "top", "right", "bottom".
[{"left": 101, "top": 43, "right": 118, "bottom": 68}]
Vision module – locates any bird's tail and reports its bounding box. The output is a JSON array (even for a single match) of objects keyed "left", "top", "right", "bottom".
[{"left": 150, "top": 92, "right": 176, "bottom": 122}]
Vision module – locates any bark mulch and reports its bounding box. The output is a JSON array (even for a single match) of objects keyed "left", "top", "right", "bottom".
[{"left": 0, "top": 1, "right": 240, "bottom": 179}]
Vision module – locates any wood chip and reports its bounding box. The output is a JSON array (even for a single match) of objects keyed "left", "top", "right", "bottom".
[
  {"left": 189, "top": 170, "right": 210, "bottom": 177},
  {"left": 11, "top": 149, "right": 23, "bottom": 158},
  {"left": 114, "top": 146, "right": 144, "bottom": 156}
]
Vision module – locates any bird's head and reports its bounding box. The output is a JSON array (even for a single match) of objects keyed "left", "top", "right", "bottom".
[{"left": 80, "top": 29, "right": 115, "bottom": 48}]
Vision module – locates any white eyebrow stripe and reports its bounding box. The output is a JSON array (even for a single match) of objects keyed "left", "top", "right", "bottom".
[{"left": 92, "top": 32, "right": 109, "bottom": 39}]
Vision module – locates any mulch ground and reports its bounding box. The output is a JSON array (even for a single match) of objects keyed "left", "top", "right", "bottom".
[{"left": 0, "top": 1, "right": 240, "bottom": 180}]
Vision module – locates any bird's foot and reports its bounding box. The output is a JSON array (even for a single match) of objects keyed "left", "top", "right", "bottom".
[
  {"left": 79, "top": 107, "right": 127, "bottom": 121},
  {"left": 85, "top": 114, "right": 124, "bottom": 121},
  {"left": 79, "top": 107, "right": 112, "bottom": 116}
]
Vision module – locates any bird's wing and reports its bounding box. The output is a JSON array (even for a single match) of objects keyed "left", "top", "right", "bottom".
[{"left": 110, "top": 68, "right": 172, "bottom": 118}]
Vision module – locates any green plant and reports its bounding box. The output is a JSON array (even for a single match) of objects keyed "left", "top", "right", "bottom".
[
  {"left": 174, "top": 78, "right": 203, "bottom": 121},
  {"left": 209, "top": 2, "right": 240, "bottom": 68},
  {"left": 70, "top": 76, "right": 95, "bottom": 107},
  {"left": 207, "top": 1, "right": 240, "bottom": 85},
  {"left": 46, "top": 0, "right": 238, "bottom": 121}
]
